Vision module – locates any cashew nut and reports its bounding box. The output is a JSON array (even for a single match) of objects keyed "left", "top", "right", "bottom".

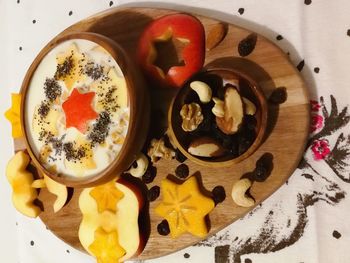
[
  {"left": 242, "top": 97, "right": 256, "bottom": 115},
  {"left": 231, "top": 178, "right": 255, "bottom": 207},
  {"left": 127, "top": 153, "right": 149, "bottom": 178},
  {"left": 190, "top": 81, "right": 212, "bottom": 104},
  {"left": 212, "top": 97, "right": 225, "bottom": 117}
]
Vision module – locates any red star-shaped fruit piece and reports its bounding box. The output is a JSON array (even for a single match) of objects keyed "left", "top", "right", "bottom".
[{"left": 62, "top": 88, "right": 98, "bottom": 133}]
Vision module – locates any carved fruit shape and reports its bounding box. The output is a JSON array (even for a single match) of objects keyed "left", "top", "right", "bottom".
[
  {"left": 6, "top": 151, "right": 41, "bottom": 218},
  {"left": 79, "top": 180, "right": 143, "bottom": 262},
  {"left": 31, "top": 174, "right": 68, "bottom": 213}
]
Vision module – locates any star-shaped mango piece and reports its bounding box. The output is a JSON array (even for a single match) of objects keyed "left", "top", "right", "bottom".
[
  {"left": 5, "top": 93, "right": 23, "bottom": 138},
  {"left": 62, "top": 88, "right": 98, "bottom": 133},
  {"left": 155, "top": 176, "right": 215, "bottom": 238},
  {"left": 88, "top": 227, "right": 126, "bottom": 263},
  {"left": 91, "top": 67, "right": 128, "bottom": 113},
  {"left": 55, "top": 43, "right": 86, "bottom": 90},
  {"left": 90, "top": 181, "right": 124, "bottom": 213}
]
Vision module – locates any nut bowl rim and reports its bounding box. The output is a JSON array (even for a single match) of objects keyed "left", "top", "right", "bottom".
[{"left": 168, "top": 67, "right": 268, "bottom": 168}]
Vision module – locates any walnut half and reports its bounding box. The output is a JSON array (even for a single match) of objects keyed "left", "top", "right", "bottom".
[
  {"left": 180, "top": 103, "right": 204, "bottom": 132},
  {"left": 147, "top": 138, "right": 175, "bottom": 163}
]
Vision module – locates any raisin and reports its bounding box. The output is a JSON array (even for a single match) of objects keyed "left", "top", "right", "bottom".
[
  {"left": 230, "top": 140, "right": 239, "bottom": 156},
  {"left": 212, "top": 186, "right": 226, "bottom": 205},
  {"left": 175, "top": 164, "right": 189, "bottom": 179},
  {"left": 269, "top": 87, "right": 287, "bottom": 104},
  {"left": 157, "top": 220, "right": 170, "bottom": 236},
  {"left": 244, "top": 115, "right": 257, "bottom": 131},
  {"left": 222, "top": 136, "right": 234, "bottom": 149},
  {"left": 175, "top": 149, "right": 187, "bottom": 163},
  {"left": 184, "top": 89, "right": 200, "bottom": 104},
  {"left": 147, "top": 186, "right": 160, "bottom": 202},
  {"left": 254, "top": 153, "right": 274, "bottom": 182},
  {"left": 238, "top": 135, "right": 254, "bottom": 155},
  {"left": 142, "top": 165, "right": 157, "bottom": 184},
  {"left": 253, "top": 165, "right": 268, "bottom": 182},
  {"left": 238, "top": 33, "right": 257, "bottom": 57}
]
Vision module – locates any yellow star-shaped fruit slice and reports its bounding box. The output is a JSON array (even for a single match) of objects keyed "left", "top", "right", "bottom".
[
  {"left": 88, "top": 227, "right": 126, "bottom": 263},
  {"left": 155, "top": 176, "right": 215, "bottom": 238},
  {"left": 55, "top": 43, "right": 86, "bottom": 90},
  {"left": 90, "top": 181, "right": 124, "bottom": 213},
  {"left": 91, "top": 67, "right": 128, "bottom": 113},
  {"left": 5, "top": 93, "right": 23, "bottom": 138}
]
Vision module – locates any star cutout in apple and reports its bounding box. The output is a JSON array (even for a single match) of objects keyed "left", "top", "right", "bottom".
[{"left": 62, "top": 88, "right": 98, "bottom": 133}]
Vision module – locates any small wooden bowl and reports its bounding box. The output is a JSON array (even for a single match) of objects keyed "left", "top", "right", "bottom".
[
  {"left": 20, "top": 32, "right": 150, "bottom": 187},
  {"left": 168, "top": 67, "right": 267, "bottom": 168}
]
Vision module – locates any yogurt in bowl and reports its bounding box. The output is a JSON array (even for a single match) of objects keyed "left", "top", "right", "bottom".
[{"left": 21, "top": 33, "right": 150, "bottom": 186}]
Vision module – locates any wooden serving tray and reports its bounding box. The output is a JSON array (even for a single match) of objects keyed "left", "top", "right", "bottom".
[{"left": 14, "top": 6, "right": 309, "bottom": 260}]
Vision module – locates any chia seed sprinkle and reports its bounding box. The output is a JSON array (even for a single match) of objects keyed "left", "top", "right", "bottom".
[
  {"left": 37, "top": 101, "right": 50, "bottom": 118},
  {"left": 85, "top": 62, "right": 104, "bottom": 80},
  {"left": 63, "top": 142, "right": 87, "bottom": 161},
  {"left": 88, "top": 111, "right": 111, "bottom": 145},
  {"left": 44, "top": 78, "right": 62, "bottom": 102},
  {"left": 55, "top": 55, "right": 74, "bottom": 80}
]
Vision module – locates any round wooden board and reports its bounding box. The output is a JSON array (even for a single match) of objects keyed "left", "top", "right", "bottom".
[{"left": 14, "top": 6, "right": 310, "bottom": 260}]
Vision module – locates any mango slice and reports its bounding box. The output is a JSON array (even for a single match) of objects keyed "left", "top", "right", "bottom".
[
  {"left": 6, "top": 151, "right": 41, "bottom": 218},
  {"left": 88, "top": 227, "right": 126, "bottom": 263},
  {"left": 55, "top": 43, "right": 86, "bottom": 90},
  {"left": 155, "top": 176, "right": 215, "bottom": 238},
  {"left": 90, "top": 181, "right": 124, "bottom": 213},
  {"left": 4, "top": 93, "right": 23, "bottom": 138},
  {"left": 91, "top": 67, "right": 128, "bottom": 112},
  {"left": 32, "top": 106, "right": 60, "bottom": 136}
]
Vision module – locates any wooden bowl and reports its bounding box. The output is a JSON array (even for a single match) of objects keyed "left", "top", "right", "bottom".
[
  {"left": 20, "top": 32, "right": 150, "bottom": 187},
  {"left": 168, "top": 67, "right": 267, "bottom": 167}
]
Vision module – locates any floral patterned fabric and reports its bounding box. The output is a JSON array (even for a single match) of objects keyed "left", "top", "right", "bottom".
[{"left": 1, "top": 0, "right": 350, "bottom": 263}]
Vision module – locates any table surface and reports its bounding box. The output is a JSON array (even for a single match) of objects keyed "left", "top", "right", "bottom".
[{"left": 1, "top": 1, "right": 350, "bottom": 263}]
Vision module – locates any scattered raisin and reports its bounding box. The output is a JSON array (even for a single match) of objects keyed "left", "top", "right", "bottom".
[
  {"left": 157, "top": 220, "right": 170, "bottom": 236},
  {"left": 269, "top": 87, "right": 287, "bottom": 104},
  {"left": 142, "top": 165, "right": 157, "bottom": 184},
  {"left": 147, "top": 186, "right": 160, "bottom": 202},
  {"left": 175, "top": 149, "right": 187, "bottom": 163},
  {"left": 175, "top": 164, "right": 189, "bottom": 179},
  {"left": 253, "top": 165, "right": 268, "bottom": 182},
  {"left": 212, "top": 186, "right": 226, "bottom": 205},
  {"left": 238, "top": 33, "right": 257, "bottom": 57},
  {"left": 253, "top": 153, "right": 274, "bottom": 182}
]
